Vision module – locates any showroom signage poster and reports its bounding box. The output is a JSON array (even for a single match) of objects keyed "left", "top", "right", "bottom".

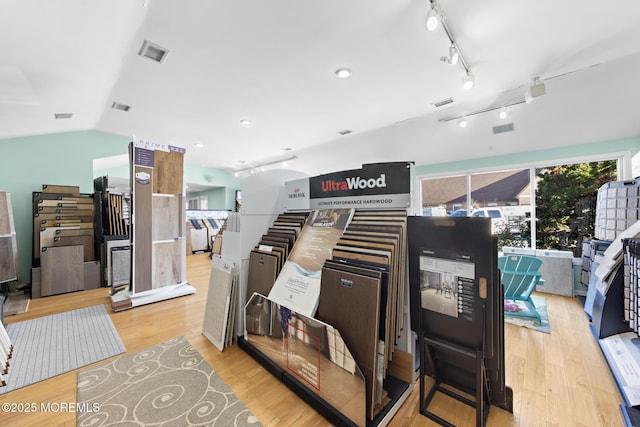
[{"left": 284, "top": 162, "right": 412, "bottom": 211}]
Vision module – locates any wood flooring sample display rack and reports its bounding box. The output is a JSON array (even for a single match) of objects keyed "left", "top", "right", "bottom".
[
  {"left": 30, "top": 185, "right": 100, "bottom": 298},
  {"left": 129, "top": 140, "right": 187, "bottom": 295}
]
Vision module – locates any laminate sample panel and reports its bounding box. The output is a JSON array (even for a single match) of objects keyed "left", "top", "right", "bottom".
[
  {"left": 247, "top": 250, "right": 279, "bottom": 302},
  {"left": 317, "top": 266, "right": 381, "bottom": 421},
  {"left": 0, "top": 236, "right": 17, "bottom": 283},
  {"left": 53, "top": 235, "right": 94, "bottom": 262},
  {"left": 153, "top": 149, "right": 184, "bottom": 195},
  {"left": 42, "top": 184, "right": 80, "bottom": 195},
  {"left": 133, "top": 165, "right": 154, "bottom": 293},
  {"left": 152, "top": 240, "right": 183, "bottom": 288},
  {"left": 152, "top": 194, "right": 182, "bottom": 241},
  {"left": 40, "top": 245, "right": 84, "bottom": 297},
  {"left": 202, "top": 257, "right": 235, "bottom": 351},
  {"left": 83, "top": 261, "right": 100, "bottom": 290},
  {"left": 0, "top": 191, "right": 15, "bottom": 235}
]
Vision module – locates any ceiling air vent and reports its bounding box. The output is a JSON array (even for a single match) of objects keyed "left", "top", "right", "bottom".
[
  {"left": 492, "top": 123, "right": 514, "bottom": 134},
  {"left": 138, "top": 40, "right": 169, "bottom": 63},
  {"left": 54, "top": 113, "right": 73, "bottom": 119},
  {"left": 432, "top": 97, "right": 454, "bottom": 108},
  {"left": 111, "top": 102, "right": 131, "bottom": 112},
  {"left": 338, "top": 129, "right": 352, "bottom": 135}
]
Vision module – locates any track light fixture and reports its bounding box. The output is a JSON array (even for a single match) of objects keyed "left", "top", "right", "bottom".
[
  {"left": 499, "top": 107, "right": 508, "bottom": 119},
  {"left": 426, "top": 0, "right": 474, "bottom": 90},
  {"left": 425, "top": 2, "right": 440, "bottom": 31},
  {"left": 440, "top": 44, "right": 459, "bottom": 65},
  {"left": 233, "top": 155, "right": 298, "bottom": 175}
]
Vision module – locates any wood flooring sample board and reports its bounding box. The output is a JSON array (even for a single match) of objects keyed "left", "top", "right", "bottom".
[{"left": 40, "top": 245, "right": 84, "bottom": 297}]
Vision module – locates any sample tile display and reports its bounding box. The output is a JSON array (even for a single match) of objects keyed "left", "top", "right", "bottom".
[
  {"left": 129, "top": 141, "right": 188, "bottom": 297},
  {"left": 202, "top": 257, "right": 236, "bottom": 351}
]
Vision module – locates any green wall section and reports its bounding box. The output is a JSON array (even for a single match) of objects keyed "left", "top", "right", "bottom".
[
  {"left": 414, "top": 136, "right": 640, "bottom": 176},
  {"left": 0, "top": 130, "right": 240, "bottom": 284},
  {"left": 0, "top": 130, "right": 130, "bottom": 283}
]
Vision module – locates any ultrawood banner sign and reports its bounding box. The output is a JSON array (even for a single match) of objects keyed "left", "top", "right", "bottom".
[{"left": 285, "top": 162, "right": 412, "bottom": 210}]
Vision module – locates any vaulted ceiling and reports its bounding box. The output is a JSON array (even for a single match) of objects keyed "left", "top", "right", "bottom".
[{"left": 2, "top": 0, "right": 639, "bottom": 177}]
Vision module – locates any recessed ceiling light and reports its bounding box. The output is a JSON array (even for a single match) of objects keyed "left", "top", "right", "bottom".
[
  {"left": 138, "top": 40, "right": 169, "bottom": 64},
  {"left": 111, "top": 102, "right": 131, "bottom": 112},
  {"left": 334, "top": 68, "right": 353, "bottom": 79},
  {"left": 54, "top": 113, "right": 73, "bottom": 119},
  {"left": 240, "top": 119, "right": 252, "bottom": 126},
  {"left": 499, "top": 107, "right": 508, "bottom": 120},
  {"left": 459, "top": 118, "right": 468, "bottom": 128},
  {"left": 194, "top": 142, "right": 204, "bottom": 148}
]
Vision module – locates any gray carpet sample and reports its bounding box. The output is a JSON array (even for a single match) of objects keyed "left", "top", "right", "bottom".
[{"left": 0, "top": 304, "right": 125, "bottom": 394}]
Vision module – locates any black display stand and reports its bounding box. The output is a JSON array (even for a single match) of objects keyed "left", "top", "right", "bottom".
[
  {"left": 590, "top": 267, "right": 630, "bottom": 339},
  {"left": 407, "top": 217, "right": 512, "bottom": 427}
]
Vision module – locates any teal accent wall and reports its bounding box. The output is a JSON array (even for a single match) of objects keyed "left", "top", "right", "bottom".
[
  {"left": 189, "top": 187, "right": 233, "bottom": 210},
  {"left": 415, "top": 137, "right": 640, "bottom": 176},
  {"left": 0, "top": 130, "right": 130, "bottom": 283},
  {"left": 0, "top": 130, "right": 240, "bottom": 284}
]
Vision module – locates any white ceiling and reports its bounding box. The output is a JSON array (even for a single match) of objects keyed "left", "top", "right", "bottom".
[{"left": 2, "top": 0, "right": 640, "bottom": 178}]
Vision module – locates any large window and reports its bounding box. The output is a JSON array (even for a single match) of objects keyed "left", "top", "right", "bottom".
[{"left": 420, "top": 157, "right": 621, "bottom": 253}]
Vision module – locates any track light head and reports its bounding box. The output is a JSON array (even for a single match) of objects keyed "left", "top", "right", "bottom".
[
  {"left": 425, "top": 3, "right": 440, "bottom": 31},
  {"left": 462, "top": 72, "right": 474, "bottom": 90},
  {"left": 499, "top": 107, "right": 508, "bottom": 120},
  {"left": 440, "top": 44, "right": 460, "bottom": 65}
]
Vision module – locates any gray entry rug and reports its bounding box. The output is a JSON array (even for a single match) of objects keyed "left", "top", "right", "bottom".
[
  {"left": 0, "top": 304, "right": 125, "bottom": 394},
  {"left": 77, "top": 336, "right": 262, "bottom": 427}
]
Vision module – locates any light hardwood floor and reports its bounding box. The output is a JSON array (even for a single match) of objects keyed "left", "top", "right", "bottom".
[{"left": 0, "top": 253, "right": 624, "bottom": 426}]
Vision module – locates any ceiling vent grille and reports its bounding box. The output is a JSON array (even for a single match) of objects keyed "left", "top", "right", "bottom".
[
  {"left": 492, "top": 123, "right": 514, "bottom": 134},
  {"left": 54, "top": 113, "right": 72, "bottom": 119},
  {"left": 432, "top": 97, "right": 454, "bottom": 108},
  {"left": 111, "top": 102, "right": 131, "bottom": 112},
  {"left": 338, "top": 129, "right": 352, "bottom": 135},
  {"left": 138, "top": 40, "right": 169, "bottom": 63}
]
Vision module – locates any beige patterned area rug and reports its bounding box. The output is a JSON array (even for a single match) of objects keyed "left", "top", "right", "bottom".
[{"left": 77, "top": 336, "right": 262, "bottom": 427}]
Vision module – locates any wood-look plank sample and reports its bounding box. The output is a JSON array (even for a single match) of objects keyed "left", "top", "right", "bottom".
[
  {"left": 39, "top": 226, "right": 81, "bottom": 254},
  {"left": 0, "top": 236, "right": 17, "bottom": 283},
  {"left": 111, "top": 247, "right": 131, "bottom": 286},
  {"left": 152, "top": 194, "right": 181, "bottom": 241},
  {"left": 53, "top": 235, "right": 94, "bottom": 262},
  {"left": 40, "top": 245, "right": 84, "bottom": 297},
  {"left": 133, "top": 165, "right": 154, "bottom": 293},
  {"left": 0, "top": 191, "right": 15, "bottom": 235},
  {"left": 42, "top": 184, "right": 80, "bottom": 195},
  {"left": 152, "top": 240, "right": 183, "bottom": 288},
  {"left": 31, "top": 266, "right": 41, "bottom": 299},
  {"left": 317, "top": 265, "right": 381, "bottom": 421},
  {"left": 83, "top": 261, "right": 101, "bottom": 290},
  {"left": 202, "top": 257, "right": 235, "bottom": 351},
  {"left": 246, "top": 250, "right": 278, "bottom": 302},
  {"left": 153, "top": 149, "right": 184, "bottom": 195}
]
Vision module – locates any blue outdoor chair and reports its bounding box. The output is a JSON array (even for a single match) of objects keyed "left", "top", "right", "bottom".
[{"left": 498, "top": 254, "right": 545, "bottom": 322}]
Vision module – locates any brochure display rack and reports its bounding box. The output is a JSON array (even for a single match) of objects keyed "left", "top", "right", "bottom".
[{"left": 407, "top": 216, "right": 512, "bottom": 427}]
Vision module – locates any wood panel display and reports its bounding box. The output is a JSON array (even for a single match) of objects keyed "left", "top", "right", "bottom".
[
  {"left": 31, "top": 186, "right": 97, "bottom": 298},
  {"left": 127, "top": 141, "right": 188, "bottom": 299}
]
